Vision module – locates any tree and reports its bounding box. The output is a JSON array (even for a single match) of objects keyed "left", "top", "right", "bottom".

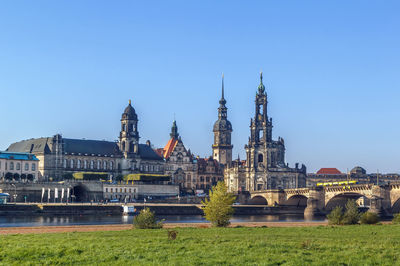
[
  {"left": 201, "top": 181, "right": 236, "bottom": 227},
  {"left": 343, "top": 199, "right": 361, "bottom": 225},
  {"left": 360, "top": 212, "right": 379, "bottom": 224},
  {"left": 327, "top": 206, "right": 344, "bottom": 225},
  {"left": 133, "top": 208, "right": 163, "bottom": 229}
]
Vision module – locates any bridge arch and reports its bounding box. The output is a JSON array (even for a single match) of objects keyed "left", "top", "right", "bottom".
[
  {"left": 325, "top": 192, "right": 366, "bottom": 211},
  {"left": 249, "top": 195, "right": 268, "bottom": 205},
  {"left": 391, "top": 198, "right": 400, "bottom": 214},
  {"left": 284, "top": 195, "right": 308, "bottom": 207}
]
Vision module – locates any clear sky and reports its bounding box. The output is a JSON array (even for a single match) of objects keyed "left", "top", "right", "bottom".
[{"left": 1, "top": 1, "right": 399, "bottom": 174}]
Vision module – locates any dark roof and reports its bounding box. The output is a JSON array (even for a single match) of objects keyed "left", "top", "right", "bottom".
[
  {"left": 7, "top": 138, "right": 52, "bottom": 154},
  {"left": 138, "top": 144, "right": 163, "bottom": 160},
  {"left": 122, "top": 103, "right": 138, "bottom": 120},
  {"left": 63, "top": 138, "right": 121, "bottom": 156},
  {"left": 213, "top": 119, "right": 232, "bottom": 132}
]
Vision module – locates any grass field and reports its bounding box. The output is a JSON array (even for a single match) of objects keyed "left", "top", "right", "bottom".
[{"left": 1, "top": 225, "right": 399, "bottom": 265}]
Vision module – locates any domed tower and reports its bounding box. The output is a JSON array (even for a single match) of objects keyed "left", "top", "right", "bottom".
[
  {"left": 212, "top": 74, "right": 233, "bottom": 166},
  {"left": 119, "top": 100, "right": 139, "bottom": 158}
]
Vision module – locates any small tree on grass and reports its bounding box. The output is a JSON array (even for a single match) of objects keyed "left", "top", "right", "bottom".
[
  {"left": 327, "top": 206, "right": 344, "bottom": 225},
  {"left": 201, "top": 181, "right": 236, "bottom": 227},
  {"left": 133, "top": 208, "right": 163, "bottom": 229},
  {"left": 343, "top": 199, "right": 361, "bottom": 225},
  {"left": 327, "top": 199, "right": 361, "bottom": 225},
  {"left": 360, "top": 212, "right": 379, "bottom": 224}
]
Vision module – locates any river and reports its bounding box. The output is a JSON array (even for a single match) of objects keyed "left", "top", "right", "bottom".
[{"left": 0, "top": 214, "right": 326, "bottom": 227}]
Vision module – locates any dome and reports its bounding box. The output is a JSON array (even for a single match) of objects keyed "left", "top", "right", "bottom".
[
  {"left": 122, "top": 100, "right": 137, "bottom": 120},
  {"left": 213, "top": 119, "right": 232, "bottom": 132},
  {"left": 350, "top": 166, "right": 366, "bottom": 175}
]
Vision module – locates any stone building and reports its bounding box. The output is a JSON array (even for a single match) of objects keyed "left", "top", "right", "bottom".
[
  {"left": 0, "top": 151, "right": 40, "bottom": 181},
  {"left": 196, "top": 156, "right": 224, "bottom": 191},
  {"left": 159, "top": 120, "right": 197, "bottom": 193},
  {"left": 6, "top": 101, "right": 164, "bottom": 181},
  {"left": 225, "top": 73, "right": 307, "bottom": 192}
]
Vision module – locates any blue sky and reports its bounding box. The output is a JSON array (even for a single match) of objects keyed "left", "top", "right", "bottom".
[{"left": 1, "top": 1, "right": 399, "bottom": 173}]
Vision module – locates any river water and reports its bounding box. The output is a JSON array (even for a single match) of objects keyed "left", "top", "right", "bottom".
[{"left": 0, "top": 214, "right": 326, "bottom": 227}]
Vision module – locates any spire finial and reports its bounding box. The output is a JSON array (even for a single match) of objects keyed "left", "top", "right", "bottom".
[
  {"left": 258, "top": 71, "right": 265, "bottom": 93},
  {"left": 129, "top": 99, "right": 131, "bottom": 105},
  {"left": 260, "top": 71, "right": 263, "bottom": 82},
  {"left": 222, "top": 73, "right": 225, "bottom": 100}
]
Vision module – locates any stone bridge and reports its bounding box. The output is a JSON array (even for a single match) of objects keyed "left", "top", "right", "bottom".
[{"left": 249, "top": 183, "right": 400, "bottom": 217}]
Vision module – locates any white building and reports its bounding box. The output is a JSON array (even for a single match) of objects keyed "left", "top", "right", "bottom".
[{"left": 0, "top": 151, "right": 40, "bottom": 181}]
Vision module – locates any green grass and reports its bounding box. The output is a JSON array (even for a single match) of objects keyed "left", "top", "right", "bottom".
[{"left": 1, "top": 225, "right": 400, "bottom": 265}]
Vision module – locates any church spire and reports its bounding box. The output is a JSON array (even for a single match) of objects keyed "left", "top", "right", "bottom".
[
  {"left": 258, "top": 71, "right": 265, "bottom": 94},
  {"left": 219, "top": 73, "right": 226, "bottom": 105},
  {"left": 170, "top": 119, "right": 179, "bottom": 139}
]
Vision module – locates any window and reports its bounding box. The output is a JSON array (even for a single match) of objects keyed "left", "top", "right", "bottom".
[
  {"left": 84, "top": 160, "right": 88, "bottom": 169},
  {"left": 110, "top": 161, "right": 113, "bottom": 170},
  {"left": 129, "top": 188, "right": 131, "bottom": 193},
  {"left": 206, "top": 176, "right": 210, "bottom": 182},
  {"left": 16, "top": 163, "right": 20, "bottom": 170},
  {"left": 63, "top": 159, "right": 67, "bottom": 168},
  {"left": 103, "top": 161, "right": 107, "bottom": 170},
  {"left": 25, "top": 163, "right": 29, "bottom": 171},
  {"left": 77, "top": 160, "right": 81, "bottom": 169},
  {"left": 97, "top": 161, "right": 101, "bottom": 169},
  {"left": 258, "top": 154, "right": 263, "bottom": 163},
  {"left": 70, "top": 159, "right": 74, "bottom": 168},
  {"left": 122, "top": 124, "right": 126, "bottom": 131},
  {"left": 10, "top": 162, "right": 14, "bottom": 170},
  {"left": 105, "top": 188, "right": 108, "bottom": 192},
  {"left": 32, "top": 164, "right": 36, "bottom": 171},
  {"left": 90, "top": 161, "right": 94, "bottom": 169},
  {"left": 110, "top": 188, "right": 113, "bottom": 193}
]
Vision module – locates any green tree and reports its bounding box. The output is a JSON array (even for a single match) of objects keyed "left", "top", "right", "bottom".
[
  {"left": 392, "top": 213, "right": 400, "bottom": 224},
  {"left": 360, "top": 212, "right": 379, "bottom": 224},
  {"left": 201, "top": 181, "right": 236, "bottom": 227},
  {"left": 343, "top": 199, "right": 361, "bottom": 225},
  {"left": 327, "top": 206, "right": 344, "bottom": 225},
  {"left": 133, "top": 208, "right": 163, "bottom": 229}
]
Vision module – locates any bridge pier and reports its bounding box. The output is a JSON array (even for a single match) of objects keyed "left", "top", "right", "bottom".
[{"left": 369, "top": 196, "right": 392, "bottom": 218}]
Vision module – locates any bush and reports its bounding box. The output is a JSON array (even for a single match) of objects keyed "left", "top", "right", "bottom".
[
  {"left": 327, "top": 206, "right": 344, "bottom": 225},
  {"left": 201, "top": 181, "right": 236, "bottom": 227},
  {"left": 392, "top": 213, "right": 400, "bottom": 224},
  {"left": 342, "top": 199, "right": 361, "bottom": 225},
  {"left": 360, "top": 212, "right": 379, "bottom": 224},
  {"left": 133, "top": 208, "right": 163, "bottom": 229}
]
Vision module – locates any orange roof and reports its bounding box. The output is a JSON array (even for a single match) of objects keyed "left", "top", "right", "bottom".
[
  {"left": 162, "top": 138, "right": 178, "bottom": 159},
  {"left": 316, "top": 168, "right": 342, "bottom": 175},
  {"left": 154, "top": 148, "right": 163, "bottom": 157}
]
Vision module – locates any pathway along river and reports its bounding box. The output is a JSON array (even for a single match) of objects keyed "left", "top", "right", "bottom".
[{"left": 0, "top": 214, "right": 326, "bottom": 227}]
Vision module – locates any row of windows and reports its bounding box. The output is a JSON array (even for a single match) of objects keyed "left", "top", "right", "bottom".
[
  {"left": 105, "top": 187, "right": 137, "bottom": 193},
  {"left": 139, "top": 164, "right": 162, "bottom": 172},
  {"left": 0, "top": 161, "right": 36, "bottom": 171},
  {"left": 63, "top": 159, "right": 114, "bottom": 170}
]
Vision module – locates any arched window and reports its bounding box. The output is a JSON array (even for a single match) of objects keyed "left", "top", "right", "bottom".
[
  {"left": 63, "top": 159, "right": 67, "bottom": 168},
  {"left": 121, "top": 141, "right": 125, "bottom": 151},
  {"left": 70, "top": 159, "right": 74, "bottom": 168},
  {"left": 77, "top": 160, "right": 81, "bottom": 169},
  {"left": 32, "top": 163, "right": 36, "bottom": 171},
  {"left": 25, "top": 163, "right": 29, "bottom": 171},
  {"left": 84, "top": 160, "right": 87, "bottom": 169},
  {"left": 103, "top": 161, "right": 107, "bottom": 169},
  {"left": 129, "top": 142, "right": 134, "bottom": 152},
  {"left": 97, "top": 161, "right": 101, "bottom": 169},
  {"left": 90, "top": 160, "right": 94, "bottom": 169},
  {"left": 16, "top": 163, "right": 20, "bottom": 170},
  {"left": 258, "top": 154, "right": 263, "bottom": 163},
  {"left": 110, "top": 161, "right": 113, "bottom": 170},
  {"left": 10, "top": 162, "right": 14, "bottom": 170}
]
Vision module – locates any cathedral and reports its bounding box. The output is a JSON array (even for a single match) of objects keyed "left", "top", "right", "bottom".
[{"left": 213, "top": 73, "right": 306, "bottom": 192}]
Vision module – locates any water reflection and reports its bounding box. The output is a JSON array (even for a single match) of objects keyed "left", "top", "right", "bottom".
[{"left": 0, "top": 214, "right": 325, "bottom": 227}]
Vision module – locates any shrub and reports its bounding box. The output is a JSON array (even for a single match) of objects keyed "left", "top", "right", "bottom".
[
  {"left": 201, "top": 181, "right": 236, "bottom": 227},
  {"left": 167, "top": 230, "right": 178, "bottom": 240},
  {"left": 360, "top": 212, "right": 379, "bottom": 224},
  {"left": 342, "top": 199, "right": 361, "bottom": 225},
  {"left": 133, "top": 208, "right": 163, "bottom": 229},
  {"left": 327, "top": 206, "right": 344, "bottom": 225},
  {"left": 392, "top": 213, "right": 400, "bottom": 224}
]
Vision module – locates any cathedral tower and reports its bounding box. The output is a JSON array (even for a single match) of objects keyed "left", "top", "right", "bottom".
[
  {"left": 119, "top": 100, "right": 139, "bottom": 158},
  {"left": 212, "top": 74, "right": 233, "bottom": 166}
]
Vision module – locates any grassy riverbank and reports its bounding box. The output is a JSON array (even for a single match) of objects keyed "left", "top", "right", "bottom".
[{"left": 1, "top": 225, "right": 399, "bottom": 265}]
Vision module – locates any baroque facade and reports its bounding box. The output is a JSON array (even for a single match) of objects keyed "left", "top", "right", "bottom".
[
  {"left": 6, "top": 101, "right": 164, "bottom": 181},
  {"left": 225, "top": 73, "right": 306, "bottom": 192}
]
